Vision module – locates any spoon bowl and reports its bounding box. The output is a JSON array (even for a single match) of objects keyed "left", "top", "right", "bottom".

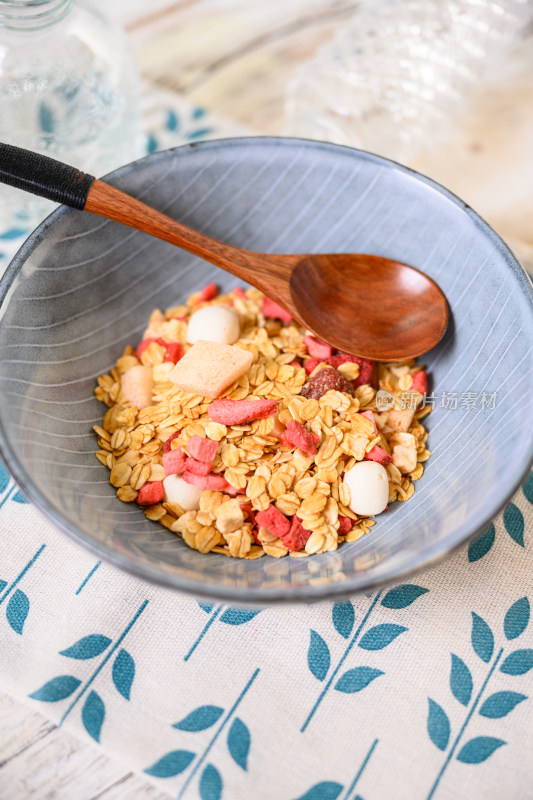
[{"left": 289, "top": 253, "right": 448, "bottom": 360}]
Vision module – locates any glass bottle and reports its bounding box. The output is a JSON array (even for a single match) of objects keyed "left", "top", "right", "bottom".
[{"left": 0, "top": 0, "right": 141, "bottom": 233}]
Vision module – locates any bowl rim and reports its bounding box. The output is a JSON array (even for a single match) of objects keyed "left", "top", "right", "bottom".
[{"left": 0, "top": 135, "right": 532, "bottom": 605}]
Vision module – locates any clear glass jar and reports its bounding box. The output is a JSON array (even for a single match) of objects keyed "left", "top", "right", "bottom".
[{"left": 0, "top": 0, "right": 142, "bottom": 232}]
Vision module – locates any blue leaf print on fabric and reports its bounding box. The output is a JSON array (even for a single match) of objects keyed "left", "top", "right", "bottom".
[
  {"left": 112, "top": 649, "right": 135, "bottom": 700},
  {"left": 145, "top": 750, "right": 195, "bottom": 778},
  {"left": 173, "top": 705, "right": 224, "bottom": 732},
  {"left": 166, "top": 109, "right": 179, "bottom": 131},
  {"left": 29, "top": 675, "right": 81, "bottom": 702},
  {"left": 39, "top": 102, "right": 54, "bottom": 133},
  {"left": 335, "top": 667, "right": 383, "bottom": 693},
  {"left": 227, "top": 717, "right": 250, "bottom": 770},
  {"left": 332, "top": 601, "right": 355, "bottom": 639},
  {"left": 426, "top": 699, "right": 450, "bottom": 751},
  {"left": 0, "top": 580, "right": 7, "bottom": 594},
  {"left": 0, "top": 227, "right": 28, "bottom": 240},
  {"left": 146, "top": 134, "right": 158, "bottom": 154},
  {"left": 192, "top": 106, "right": 206, "bottom": 119},
  {"left": 60, "top": 634, "right": 112, "bottom": 659},
  {"left": 471, "top": 613, "right": 494, "bottom": 662},
  {"left": 523, "top": 472, "right": 533, "bottom": 503},
  {"left": 294, "top": 782, "right": 343, "bottom": 800},
  {"left": 200, "top": 763, "right": 223, "bottom": 800},
  {"left": 186, "top": 128, "right": 215, "bottom": 141},
  {"left": 467, "top": 524, "right": 495, "bottom": 562},
  {"left": 500, "top": 649, "right": 533, "bottom": 675},
  {"left": 219, "top": 608, "right": 261, "bottom": 625},
  {"left": 12, "top": 490, "right": 28, "bottom": 504},
  {"left": 380, "top": 584, "right": 428, "bottom": 608},
  {"left": 456, "top": 736, "right": 506, "bottom": 764},
  {"left": 504, "top": 597, "right": 530, "bottom": 640},
  {"left": 307, "top": 630, "right": 330, "bottom": 681},
  {"left": 0, "top": 463, "right": 9, "bottom": 493},
  {"left": 82, "top": 690, "right": 105, "bottom": 742},
  {"left": 6, "top": 589, "right": 29, "bottom": 634},
  {"left": 478, "top": 691, "right": 527, "bottom": 718},
  {"left": 503, "top": 503, "right": 524, "bottom": 547},
  {"left": 198, "top": 602, "right": 214, "bottom": 614},
  {"left": 358, "top": 624, "right": 407, "bottom": 650},
  {"left": 450, "top": 654, "right": 473, "bottom": 706}
]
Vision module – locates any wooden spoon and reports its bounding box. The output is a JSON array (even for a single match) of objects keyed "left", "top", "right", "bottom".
[{"left": 0, "top": 143, "right": 448, "bottom": 361}]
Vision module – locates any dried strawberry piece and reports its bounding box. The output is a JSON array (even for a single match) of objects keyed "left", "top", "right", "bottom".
[
  {"left": 225, "top": 484, "right": 245, "bottom": 496},
  {"left": 301, "top": 368, "right": 355, "bottom": 400},
  {"left": 233, "top": 287, "right": 247, "bottom": 299},
  {"left": 208, "top": 398, "right": 277, "bottom": 425},
  {"left": 303, "top": 335, "right": 333, "bottom": 360},
  {"left": 136, "top": 337, "right": 166, "bottom": 360},
  {"left": 282, "top": 420, "right": 320, "bottom": 455},
  {"left": 411, "top": 370, "right": 428, "bottom": 394},
  {"left": 251, "top": 525, "right": 261, "bottom": 545},
  {"left": 186, "top": 435, "right": 218, "bottom": 463},
  {"left": 359, "top": 410, "right": 378, "bottom": 434},
  {"left": 289, "top": 360, "right": 300, "bottom": 368},
  {"left": 183, "top": 472, "right": 229, "bottom": 491},
  {"left": 279, "top": 430, "right": 292, "bottom": 449},
  {"left": 136, "top": 481, "right": 164, "bottom": 506},
  {"left": 184, "top": 457, "right": 212, "bottom": 476},
  {"left": 240, "top": 502, "right": 256, "bottom": 525},
  {"left": 162, "top": 449, "right": 187, "bottom": 476},
  {"left": 261, "top": 296, "right": 293, "bottom": 325},
  {"left": 255, "top": 505, "right": 290, "bottom": 538},
  {"left": 164, "top": 342, "right": 183, "bottom": 363},
  {"left": 365, "top": 445, "right": 392, "bottom": 466},
  {"left": 282, "top": 516, "right": 310, "bottom": 551},
  {"left": 304, "top": 357, "right": 321, "bottom": 375},
  {"left": 338, "top": 516, "right": 353, "bottom": 535},
  {"left": 164, "top": 431, "right": 180, "bottom": 453},
  {"left": 197, "top": 282, "right": 218, "bottom": 303},
  {"left": 352, "top": 358, "right": 375, "bottom": 388}
]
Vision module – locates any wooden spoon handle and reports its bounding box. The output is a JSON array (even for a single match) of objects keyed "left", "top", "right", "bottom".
[{"left": 0, "top": 142, "right": 294, "bottom": 307}]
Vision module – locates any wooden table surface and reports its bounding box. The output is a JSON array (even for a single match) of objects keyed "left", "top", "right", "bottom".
[{"left": 1, "top": 1, "right": 532, "bottom": 797}]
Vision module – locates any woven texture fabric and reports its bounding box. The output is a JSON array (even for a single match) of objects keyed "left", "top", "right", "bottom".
[{"left": 0, "top": 88, "right": 532, "bottom": 800}]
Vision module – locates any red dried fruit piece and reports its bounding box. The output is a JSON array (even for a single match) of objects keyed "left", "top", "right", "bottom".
[
  {"left": 164, "top": 431, "right": 180, "bottom": 453},
  {"left": 282, "top": 516, "right": 310, "bottom": 552},
  {"left": 337, "top": 354, "right": 376, "bottom": 388},
  {"left": 185, "top": 457, "right": 212, "bottom": 476},
  {"left": 233, "top": 287, "right": 247, "bottom": 299},
  {"left": 279, "top": 430, "right": 292, "bottom": 449},
  {"left": 136, "top": 337, "right": 166, "bottom": 360},
  {"left": 186, "top": 435, "right": 218, "bottom": 463},
  {"left": 300, "top": 368, "right": 355, "bottom": 400},
  {"left": 136, "top": 481, "right": 164, "bottom": 506},
  {"left": 164, "top": 342, "right": 183, "bottom": 363},
  {"left": 338, "top": 516, "right": 353, "bottom": 535},
  {"left": 359, "top": 410, "right": 378, "bottom": 434},
  {"left": 197, "top": 282, "right": 218, "bottom": 303},
  {"left": 240, "top": 502, "right": 256, "bottom": 525},
  {"left": 225, "top": 484, "right": 245, "bottom": 496},
  {"left": 251, "top": 525, "right": 261, "bottom": 545},
  {"left": 304, "top": 335, "right": 333, "bottom": 360},
  {"left": 162, "top": 449, "right": 187, "bottom": 476},
  {"left": 365, "top": 445, "right": 393, "bottom": 466},
  {"left": 289, "top": 360, "right": 300, "bottom": 368},
  {"left": 183, "top": 472, "right": 230, "bottom": 491},
  {"left": 304, "top": 357, "right": 321, "bottom": 375},
  {"left": 283, "top": 420, "right": 320, "bottom": 455},
  {"left": 208, "top": 398, "right": 277, "bottom": 425},
  {"left": 255, "top": 505, "right": 290, "bottom": 538},
  {"left": 411, "top": 370, "right": 428, "bottom": 394},
  {"left": 261, "top": 296, "right": 293, "bottom": 324}
]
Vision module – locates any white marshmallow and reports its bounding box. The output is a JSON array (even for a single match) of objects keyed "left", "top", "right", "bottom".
[
  {"left": 163, "top": 474, "right": 203, "bottom": 511},
  {"left": 187, "top": 305, "right": 240, "bottom": 345},
  {"left": 343, "top": 461, "right": 389, "bottom": 517}
]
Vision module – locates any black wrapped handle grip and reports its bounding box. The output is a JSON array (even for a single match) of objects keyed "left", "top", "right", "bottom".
[{"left": 0, "top": 142, "right": 95, "bottom": 210}]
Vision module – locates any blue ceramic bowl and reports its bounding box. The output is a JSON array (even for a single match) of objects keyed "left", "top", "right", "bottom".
[{"left": 0, "top": 137, "right": 532, "bottom": 603}]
